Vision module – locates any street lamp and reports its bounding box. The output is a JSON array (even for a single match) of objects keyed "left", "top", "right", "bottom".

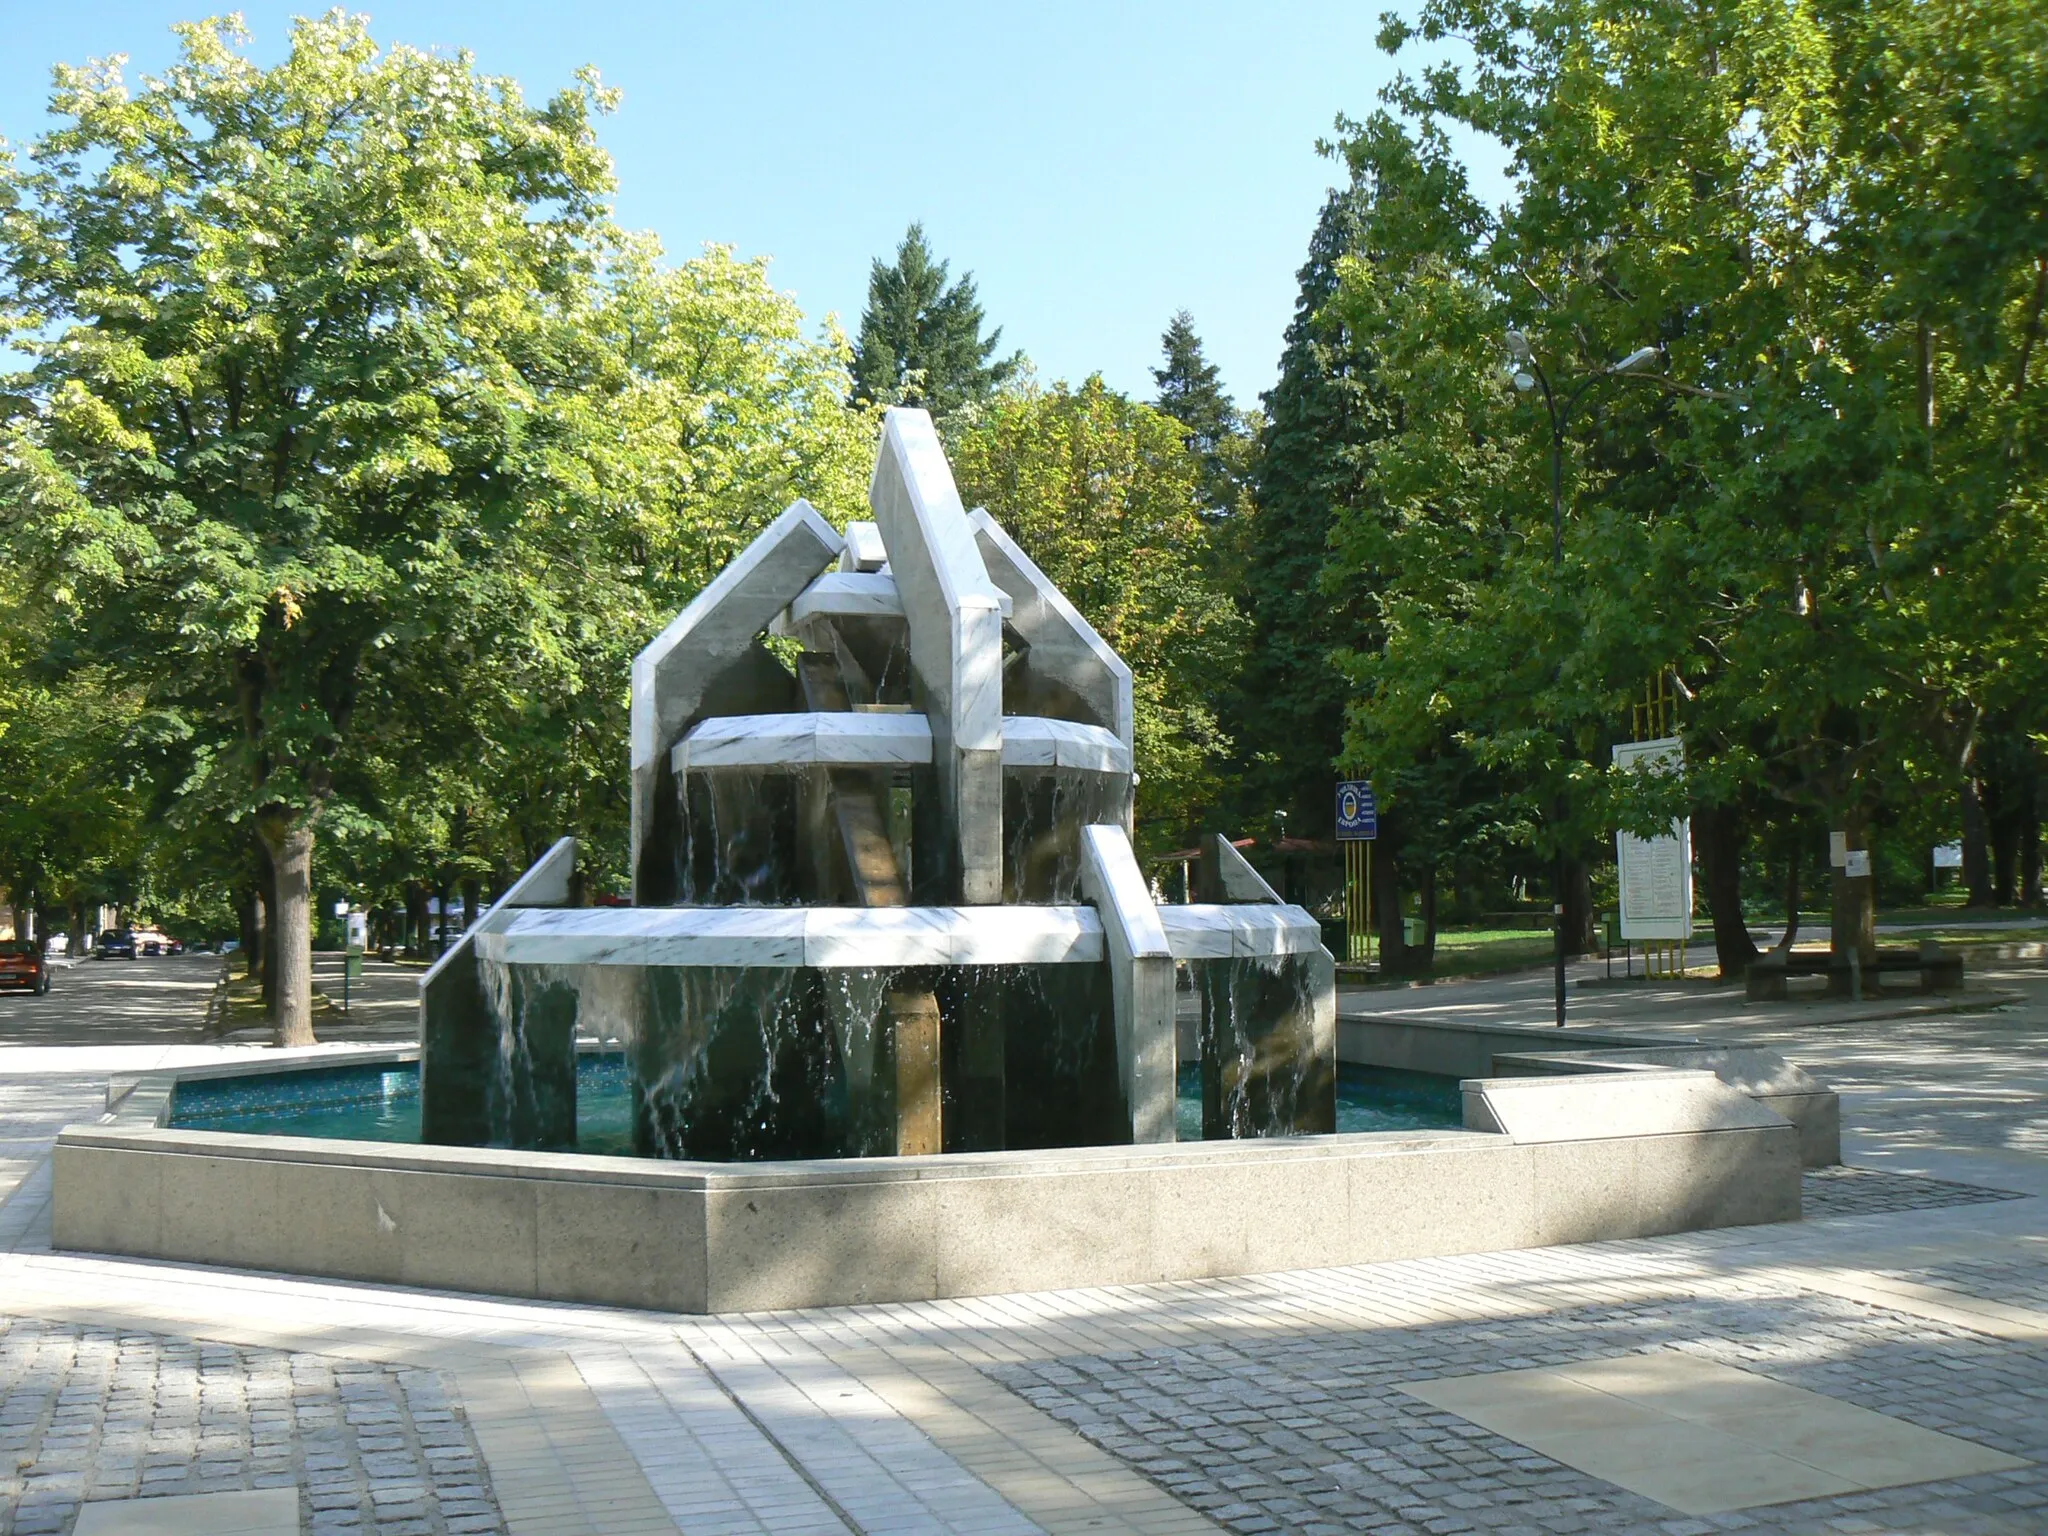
[{"left": 1505, "top": 331, "right": 1667, "bottom": 1027}]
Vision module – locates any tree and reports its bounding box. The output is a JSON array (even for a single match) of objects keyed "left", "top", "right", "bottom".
[
  {"left": 947, "top": 377, "right": 1245, "bottom": 852},
  {"left": 850, "top": 223, "right": 1019, "bottom": 417},
  {"left": 1152, "top": 311, "right": 1248, "bottom": 519},
  {"left": 1226, "top": 189, "right": 1391, "bottom": 842},
  {"left": 0, "top": 15, "right": 621, "bottom": 1042},
  {"left": 1323, "top": 0, "right": 2048, "bottom": 974}
]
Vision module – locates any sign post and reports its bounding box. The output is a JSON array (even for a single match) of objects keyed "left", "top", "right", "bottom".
[
  {"left": 343, "top": 910, "right": 367, "bottom": 1013},
  {"left": 1336, "top": 780, "right": 1378, "bottom": 968}
]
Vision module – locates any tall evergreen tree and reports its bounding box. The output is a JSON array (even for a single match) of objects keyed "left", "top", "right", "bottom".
[
  {"left": 850, "top": 223, "right": 1019, "bottom": 416},
  {"left": 1153, "top": 311, "right": 1245, "bottom": 518},
  {"left": 1228, "top": 189, "right": 1390, "bottom": 836}
]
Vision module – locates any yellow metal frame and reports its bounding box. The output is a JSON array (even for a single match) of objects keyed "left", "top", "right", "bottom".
[{"left": 1344, "top": 839, "right": 1374, "bottom": 967}]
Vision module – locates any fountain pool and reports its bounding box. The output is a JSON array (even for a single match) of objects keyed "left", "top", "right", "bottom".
[{"left": 162, "top": 1055, "right": 1463, "bottom": 1148}]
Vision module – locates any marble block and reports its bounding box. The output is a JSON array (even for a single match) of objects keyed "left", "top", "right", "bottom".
[
  {"left": 999, "top": 717, "right": 1132, "bottom": 775},
  {"left": 476, "top": 903, "right": 1106, "bottom": 969},
  {"left": 790, "top": 570, "right": 906, "bottom": 622},
  {"left": 673, "top": 711, "right": 934, "bottom": 773},
  {"left": 970, "top": 507, "right": 1133, "bottom": 749},
  {"left": 1464, "top": 1069, "right": 1791, "bottom": 1142},
  {"left": 1080, "top": 823, "right": 1176, "bottom": 1144},
  {"left": 629, "top": 500, "right": 842, "bottom": 889},
  {"left": 1157, "top": 904, "right": 1324, "bottom": 960},
  {"left": 1206, "top": 833, "right": 1282, "bottom": 903},
  {"left": 839, "top": 518, "right": 889, "bottom": 572},
  {"left": 790, "top": 570, "right": 1011, "bottom": 626}
]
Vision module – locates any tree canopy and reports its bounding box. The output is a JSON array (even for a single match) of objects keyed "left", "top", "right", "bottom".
[{"left": 850, "top": 222, "right": 1020, "bottom": 417}]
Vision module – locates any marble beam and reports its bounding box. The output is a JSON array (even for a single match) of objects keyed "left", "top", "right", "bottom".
[
  {"left": 1080, "top": 824, "right": 1177, "bottom": 1144},
  {"left": 628, "top": 500, "right": 842, "bottom": 899},
  {"left": 969, "top": 507, "right": 1133, "bottom": 750},
  {"left": 673, "top": 712, "right": 934, "bottom": 773},
  {"left": 869, "top": 409, "right": 1006, "bottom": 903},
  {"left": 477, "top": 903, "right": 1106, "bottom": 969}
]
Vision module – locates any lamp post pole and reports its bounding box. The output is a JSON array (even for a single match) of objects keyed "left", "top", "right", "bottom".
[{"left": 1504, "top": 333, "right": 1663, "bottom": 1028}]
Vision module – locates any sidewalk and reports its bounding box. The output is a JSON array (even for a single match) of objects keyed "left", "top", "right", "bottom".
[{"left": 1, "top": 959, "right": 2044, "bottom": 1534}]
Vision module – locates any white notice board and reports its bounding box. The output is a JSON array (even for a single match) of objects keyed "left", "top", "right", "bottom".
[{"left": 1612, "top": 737, "right": 1693, "bottom": 941}]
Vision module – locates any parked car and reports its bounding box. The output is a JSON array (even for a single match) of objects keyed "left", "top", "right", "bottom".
[
  {"left": 0, "top": 941, "right": 50, "bottom": 994},
  {"left": 166, "top": 939, "right": 186, "bottom": 956},
  {"left": 43, "top": 933, "right": 69, "bottom": 957},
  {"left": 97, "top": 930, "right": 138, "bottom": 960}
]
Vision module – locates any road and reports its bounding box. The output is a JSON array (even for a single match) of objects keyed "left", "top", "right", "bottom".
[{"left": 0, "top": 950, "right": 222, "bottom": 1047}]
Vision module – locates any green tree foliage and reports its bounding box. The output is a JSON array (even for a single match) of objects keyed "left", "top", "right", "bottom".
[
  {"left": 0, "top": 17, "right": 882, "bottom": 998},
  {"left": 850, "top": 223, "right": 1020, "bottom": 417},
  {"left": 1320, "top": 0, "right": 2048, "bottom": 965},
  {"left": 1151, "top": 311, "right": 1250, "bottom": 519},
  {"left": 0, "top": 15, "right": 622, "bottom": 1039},
  {"left": 1228, "top": 189, "right": 1392, "bottom": 838},
  {"left": 948, "top": 377, "right": 1245, "bottom": 852}
]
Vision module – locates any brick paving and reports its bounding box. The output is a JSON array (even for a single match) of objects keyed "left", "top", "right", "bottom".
[{"left": 0, "top": 1319, "right": 503, "bottom": 1536}]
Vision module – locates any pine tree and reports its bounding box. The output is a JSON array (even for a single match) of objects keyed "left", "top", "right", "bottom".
[
  {"left": 1229, "top": 188, "right": 1391, "bottom": 835},
  {"left": 1152, "top": 311, "right": 1245, "bottom": 518},
  {"left": 850, "top": 223, "right": 1019, "bottom": 416}
]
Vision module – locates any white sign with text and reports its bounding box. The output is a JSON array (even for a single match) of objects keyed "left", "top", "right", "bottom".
[{"left": 1613, "top": 737, "right": 1694, "bottom": 942}]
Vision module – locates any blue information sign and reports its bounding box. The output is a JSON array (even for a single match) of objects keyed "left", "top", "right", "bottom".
[{"left": 1335, "top": 780, "right": 1378, "bottom": 841}]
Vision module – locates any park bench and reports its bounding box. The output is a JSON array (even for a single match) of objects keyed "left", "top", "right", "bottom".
[{"left": 1746, "top": 939, "right": 1963, "bottom": 1001}]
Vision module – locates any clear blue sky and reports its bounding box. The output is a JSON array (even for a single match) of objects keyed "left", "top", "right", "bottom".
[{"left": 0, "top": 1, "right": 1501, "bottom": 408}]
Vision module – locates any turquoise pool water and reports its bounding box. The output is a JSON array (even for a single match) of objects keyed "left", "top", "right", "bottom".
[{"left": 169, "top": 1057, "right": 1462, "bottom": 1153}]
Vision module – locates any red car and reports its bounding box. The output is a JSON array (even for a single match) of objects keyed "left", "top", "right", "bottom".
[{"left": 0, "top": 942, "right": 50, "bottom": 995}]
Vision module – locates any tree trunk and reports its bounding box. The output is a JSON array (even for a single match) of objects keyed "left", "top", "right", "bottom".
[
  {"left": 239, "top": 884, "right": 261, "bottom": 979},
  {"left": 404, "top": 881, "right": 429, "bottom": 958},
  {"left": 461, "top": 876, "right": 482, "bottom": 939},
  {"left": 1417, "top": 864, "right": 1439, "bottom": 968},
  {"left": 1696, "top": 803, "right": 1760, "bottom": 978},
  {"left": 1830, "top": 808, "right": 1878, "bottom": 969},
  {"left": 1371, "top": 847, "right": 1409, "bottom": 976},
  {"left": 1776, "top": 856, "right": 1801, "bottom": 953},
  {"left": 261, "top": 855, "right": 279, "bottom": 1011},
  {"left": 257, "top": 813, "right": 318, "bottom": 1048},
  {"left": 1960, "top": 778, "right": 1996, "bottom": 907},
  {"left": 1562, "top": 854, "right": 1596, "bottom": 958},
  {"left": 252, "top": 875, "right": 269, "bottom": 988},
  {"left": 68, "top": 899, "right": 86, "bottom": 957}
]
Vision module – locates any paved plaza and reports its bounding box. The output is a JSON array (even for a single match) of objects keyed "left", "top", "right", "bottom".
[{"left": 1, "top": 953, "right": 2045, "bottom": 1535}]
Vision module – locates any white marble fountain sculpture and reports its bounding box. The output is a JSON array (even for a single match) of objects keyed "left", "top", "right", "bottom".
[{"left": 420, "top": 408, "right": 1336, "bottom": 1159}]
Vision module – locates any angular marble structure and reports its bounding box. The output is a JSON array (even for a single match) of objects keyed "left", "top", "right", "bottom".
[{"left": 421, "top": 408, "right": 1336, "bottom": 1159}]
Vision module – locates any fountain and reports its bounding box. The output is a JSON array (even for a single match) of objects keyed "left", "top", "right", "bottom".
[
  {"left": 417, "top": 407, "right": 1337, "bottom": 1160},
  {"left": 53, "top": 410, "right": 1817, "bottom": 1314}
]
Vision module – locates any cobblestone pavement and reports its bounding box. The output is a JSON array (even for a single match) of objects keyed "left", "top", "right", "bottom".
[
  {"left": 1800, "top": 1164, "right": 2029, "bottom": 1217},
  {"left": 0, "top": 1318, "right": 502, "bottom": 1536},
  {"left": 990, "top": 1292, "right": 2048, "bottom": 1536}
]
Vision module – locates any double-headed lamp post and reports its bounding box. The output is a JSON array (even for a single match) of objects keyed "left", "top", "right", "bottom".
[{"left": 1504, "top": 330, "right": 1664, "bottom": 1028}]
